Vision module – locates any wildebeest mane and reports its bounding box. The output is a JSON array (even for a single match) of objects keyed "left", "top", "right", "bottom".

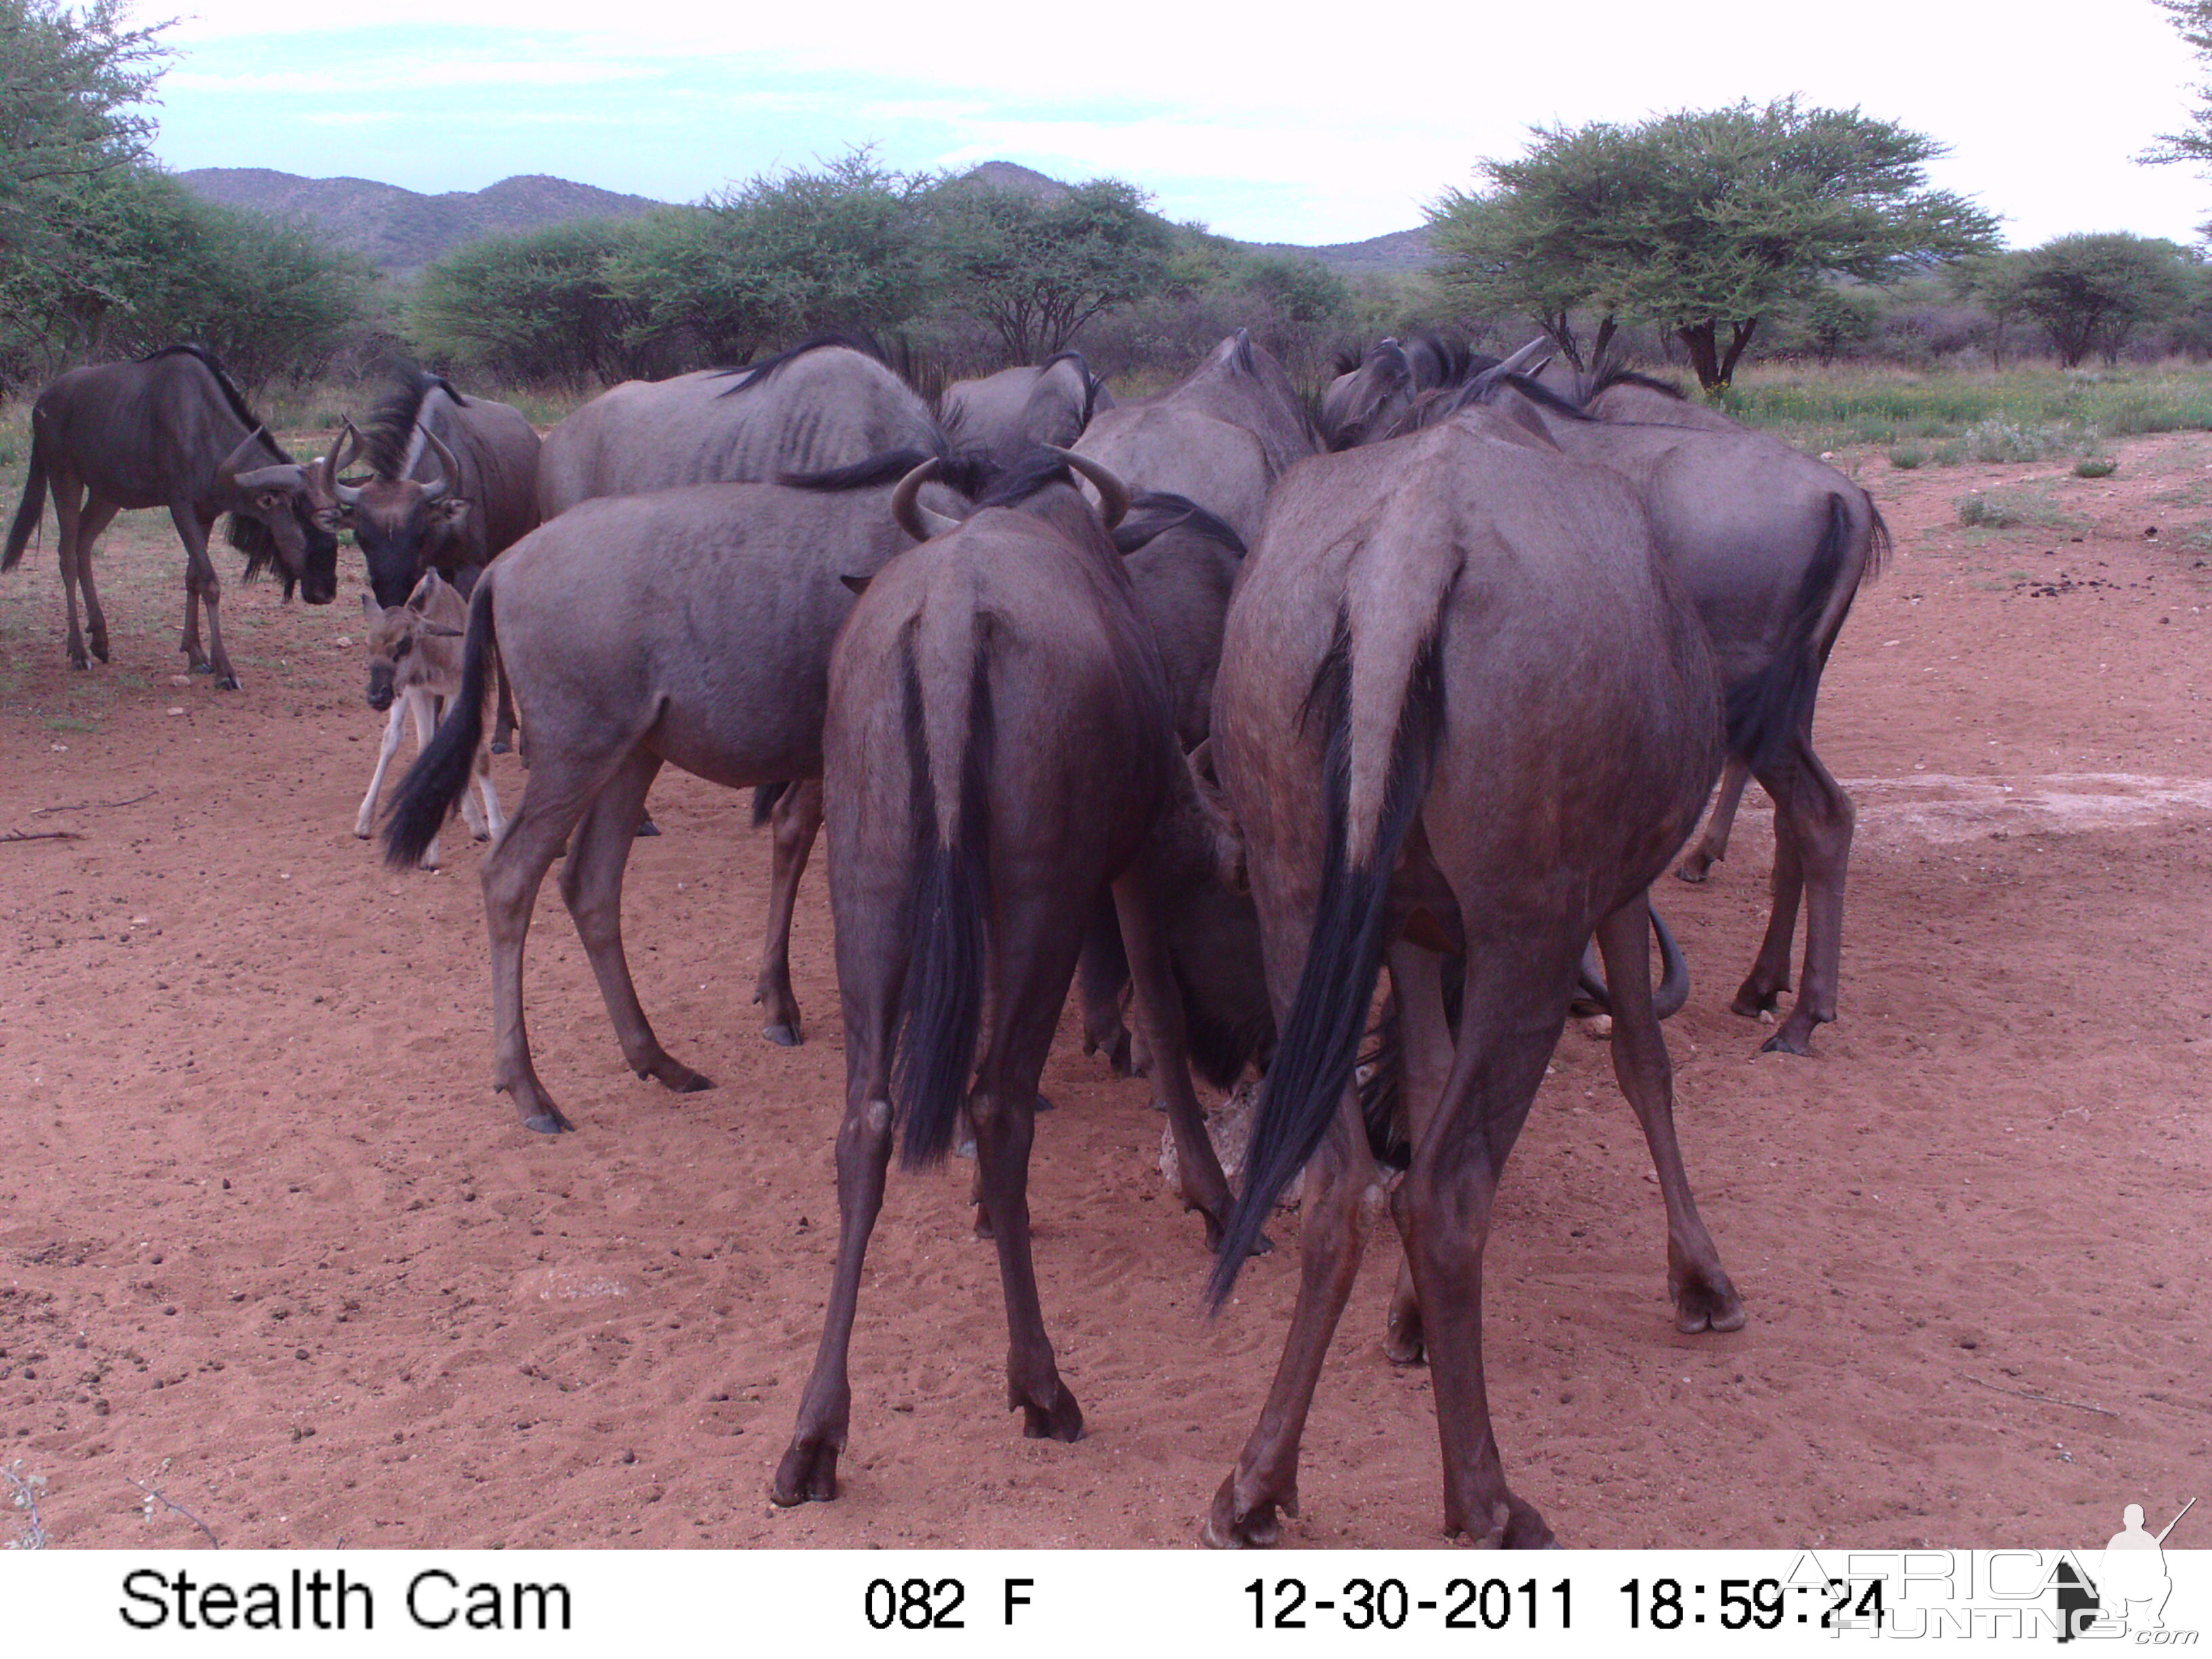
[
  {"left": 1586, "top": 364, "right": 1688, "bottom": 402},
  {"left": 1111, "top": 492, "right": 1246, "bottom": 560},
  {"left": 974, "top": 447, "right": 1084, "bottom": 511},
  {"left": 777, "top": 448, "right": 994, "bottom": 501},
  {"left": 134, "top": 345, "right": 287, "bottom": 457},
  {"left": 226, "top": 508, "right": 288, "bottom": 593},
  {"left": 359, "top": 366, "right": 466, "bottom": 480}
]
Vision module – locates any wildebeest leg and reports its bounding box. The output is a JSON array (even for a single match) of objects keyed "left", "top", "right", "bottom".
[
  {"left": 70, "top": 497, "right": 119, "bottom": 665},
  {"left": 557, "top": 748, "right": 712, "bottom": 1096},
  {"left": 1206, "top": 1096, "right": 1383, "bottom": 1547},
  {"left": 1677, "top": 754, "right": 1750, "bottom": 883},
  {"left": 1382, "top": 941, "right": 1456, "bottom": 1366},
  {"left": 490, "top": 650, "right": 517, "bottom": 756},
  {"left": 470, "top": 738, "right": 506, "bottom": 842},
  {"left": 480, "top": 741, "right": 634, "bottom": 1134},
  {"left": 1595, "top": 895, "right": 1744, "bottom": 1333},
  {"left": 971, "top": 894, "right": 1088, "bottom": 1442},
  {"left": 1076, "top": 895, "right": 1135, "bottom": 1076},
  {"left": 354, "top": 699, "right": 411, "bottom": 840},
  {"left": 49, "top": 479, "right": 89, "bottom": 670},
  {"left": 1112, "top": 865, "right": 1233, "bottom": 1247},
  {"left": 753, "top": 778, "right": 821, "bottom": 1047},
  {"left": 170, "top": 506, "right": 239, "bottom": 689},
  {"left": 773, "top": 884, "right": 905, "bottom": 1506},
  {"left": 1731, "top": 750, "right": 1805, "bottom": 1024},
  {"left": 1398, "top": 955, "right": 1570, "bottom": 1548},
  {"left": 1758, "top": 739, "right": 1853, "bottom": 1056}
]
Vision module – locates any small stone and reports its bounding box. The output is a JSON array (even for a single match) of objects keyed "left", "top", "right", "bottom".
[{"left": 166, "top": 707, "right": 185, "bottom": 716}]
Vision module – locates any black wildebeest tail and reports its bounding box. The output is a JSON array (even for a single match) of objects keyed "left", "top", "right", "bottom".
[
  {"left": 3, "top": 418, "right": 49, "bottom": 572},
  {"left": 382, "top": 576, "right": 495, "bottom": 869},
  {"left": 893, "top": 617, "right": 993, "bottom": 1170},
  {"left": 1209, "top": 609, "right": 1445, "bottom": 1305},
  {"left": 1723, "top": 491, "right": 1860, "bottom": 773}
]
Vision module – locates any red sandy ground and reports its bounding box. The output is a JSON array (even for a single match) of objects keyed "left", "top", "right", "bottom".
[{"left": 1, "top": 432, "right": 2207, "bottom": 1552}]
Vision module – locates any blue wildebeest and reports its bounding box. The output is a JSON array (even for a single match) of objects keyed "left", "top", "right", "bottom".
[
  {"left": 939, "top": 350, "right": 1112, "bottom": 479},
  {"left": 319, "top": 368, "right": 541, "bottom": 609},
  {"left": 3, "top": 345, "right": 339, "bottom": 688},
  {"left": 770, "top": 450, "right": 1269, "bottom": 1508},
  {"left": 354, "top": 572, "right": 502, "bottom": 871},
  {"left": 1332, "top": 350, "right": 1886, "bottom": 1054},
  {"left": 1200, "top": 398, "right": 1734, "bottom": 1549},
  {"left": 533, "top": 336, "right": 941, "bottom": 520}
]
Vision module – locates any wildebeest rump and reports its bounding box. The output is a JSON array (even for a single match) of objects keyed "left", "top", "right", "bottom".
[
  {"left": 3, "top": 344, "right": 340, "bottom": 689},
  {"left": 1072, "top": 329, "right": 1317, "bottom": 543},
  {"left": 1340, "top": 353, "right": 1884, "bottom": 1054},
  {"left": 939, "top": 351, "right": 1111, "bottom": 479},
  {"left": 321, "top": 369, "right": 541, "bottom": 609},
  {"left": 533, "top": 337, "right": 940, "bottom": 520},
  {"left": 1202, "top": 403, "right": 1734, "bottom": 1548},
  {"left": 380, "top": 472, "right": 975, "bottom": 1130},
  {"left": 771, "top": 454, "right": 1264, "bottom": 1508}
]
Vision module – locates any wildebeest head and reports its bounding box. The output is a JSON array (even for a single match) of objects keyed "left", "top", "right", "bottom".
[
  {"left": 216, "top": 430, "right": 340, "bottom": 605},
  {"left": 323, "top": 421, "right": 474, "bottom": 609},
  {"left": 360, "top": 572, "right": 464, "bottom": 712}
]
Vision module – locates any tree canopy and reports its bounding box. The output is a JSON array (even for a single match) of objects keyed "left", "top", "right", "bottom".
[
  {"left": 2011, "top": 233, "right": 2197, "bottom": 367},
  {"left": 1429, "top": 98, "right": 2000, "bottom": 390},
  {"left": 2145, "top": 0, "right": 2212, "bottom": 171}
]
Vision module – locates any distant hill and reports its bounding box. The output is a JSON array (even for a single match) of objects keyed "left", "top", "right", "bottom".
[
  {"left": 176, "top": 169, "right": 668, "bottom": 276},
  {"left": 177, "top": 162, "right": 1435, "bottom": 280}
]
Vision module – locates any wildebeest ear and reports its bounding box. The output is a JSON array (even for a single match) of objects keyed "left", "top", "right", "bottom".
[
  {"left": 418, "top": 621, "right": 465, "bottom": 639},
  {"left": 840, "top": 573, "right": 872, "bottom": 596},
  {"left": 359, "top": 591, "right": 382, "bottom": 621},
  {"left": 405, "top": 571, "right": 441, "bottom": 611}
]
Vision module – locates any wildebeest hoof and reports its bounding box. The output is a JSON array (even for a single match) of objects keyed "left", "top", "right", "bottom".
[
  {"left": 188, "top": 659, "right": 213, "bottom": 674},
  {"left": 771, "top": 1437, "right": 840, "bottom": 1506},
  {"left": 634, "top": 816, "right": 661, "bottom": 838},
  {"left": 641, "top": 1056, "right": 713, "bottom": 1092},
  {"left": 1018, "top": 1386, "right": 1084, "bottom": 1442},
  {"left": 1674, "top": 1269, "right": 1748, "bottom": 1334},
  {"left": 91, "top": 638, "right": 110, "bottom": 663},
  {"left": 1760, "top": 1025, "right": 1814, "bottom": 1057},
  {"left": 215, "top": 672, "right": 243, "bottom": 691},
  {"left": 1729, "top": 986, "right": 1782, "bottom": 1019},
  {"left": 1675, "top": 856, "right": 1715, "bottom": 884},
  {"left": 1384, "top": 1309, "right": 1425, "bottom": 1366},
  {"left": 490, "top": 739, "right": 511, "bottom": 754},
  {"left": 1455, "top": 1496, "right": 1557, "bottom": 1549},
  {"left": 1033, "top": 1091, "right": 1056, "bottom": 1113},
  {"left": 760, "top": 1023, "right": 800, "bottom": 1048},
  {"left": 1202, "top": 1474, "right": 1288, "bottom": 1549},
  {"left": 520, "top": 1110, "right": 573, "bottom": 1134}
]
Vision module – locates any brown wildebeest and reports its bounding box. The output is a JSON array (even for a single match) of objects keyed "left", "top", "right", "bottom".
[
  {"left": 771, "top": 451, "right": 1268, "bottom": 1507},
  {"left": 380, "top": 464, "right": 987, "bottom": 1129},
  {"left": 1202, "top": 401, "right": 1734, "bottom": 1549},
  {"left": 354, "top": 573, "right": 502, "bottom": 869},
  {"left": 1071, "top": 329, "right": 1316, "bottom": 544},
  {"left": 533, "top": 336, "right": 940, "bottom": 520},
  {"left": 940, "top": 350, "right": 1112, "bottom": 478},
  {"left": 3, "top": 345, "right": 340, "bottom": 688},
  {"left": 316, "top": 368, "right": 541, "bottom": 609},
  {"left": 1342, "top": 352, "right": 1885, "bottom": 1054}
]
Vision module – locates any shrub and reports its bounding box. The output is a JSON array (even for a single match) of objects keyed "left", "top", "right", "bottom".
[
  {"left": 1887, "top": 447, "right": 1926, "bottom": 469},
  {"left": 2074, "top": 457, "right": 2119, "bottom": 478}
]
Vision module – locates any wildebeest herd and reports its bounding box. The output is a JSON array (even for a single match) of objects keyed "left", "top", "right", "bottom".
[{"left": 3, "top": 328, "right": 1887, "bottom": 1547}]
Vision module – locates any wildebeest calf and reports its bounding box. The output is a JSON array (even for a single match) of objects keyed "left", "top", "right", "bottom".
[{"left": 355, "top": 573, "right": 502, "bottom": 870}]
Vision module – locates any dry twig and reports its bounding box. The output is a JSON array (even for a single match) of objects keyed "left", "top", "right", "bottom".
[
  {"left": 1965, "top": 1374, "right": 2118, "bottom": 1418},
  {"left": 130, "top": 1478, "right": 221, "bottom": 1549},
  {"left": 1, "top": 829, "right": 81, "bottom": 844},
  {"left": 34, "top": 789, "right": 154, "bottom": 817}
]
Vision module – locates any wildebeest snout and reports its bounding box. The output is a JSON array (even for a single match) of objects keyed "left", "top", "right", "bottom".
[{"left": 366, "top": 662, "right": 395, "bottom": 710}]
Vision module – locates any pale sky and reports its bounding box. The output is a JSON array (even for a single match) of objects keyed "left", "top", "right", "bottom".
[{"left": 150, "top": 0, "right": 2212, "bottom": 251}]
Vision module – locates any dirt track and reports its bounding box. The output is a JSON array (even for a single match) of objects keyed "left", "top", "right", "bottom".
[{"left": 1, "top": 433, "right": 2207, "bottom": 1550}]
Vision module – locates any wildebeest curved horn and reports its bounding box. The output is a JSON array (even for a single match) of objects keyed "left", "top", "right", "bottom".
[
  {"left": 325, "top": 421, "right": 364, "bottom": 506},
  {"left": 1475, "top": 336, "right": 1555, "bottom": 390},
  {"left": 218, "top": 427, "right": 270, "bottom": 487},
  {"left": 419, "top": 426, "right": 461, "bottom": 503},
  {"left": 1042, "top": 445, "right": 1128, "bottom": 531},
  {"left": 890, "top": 456, "right": 958, "bottom": 543}
]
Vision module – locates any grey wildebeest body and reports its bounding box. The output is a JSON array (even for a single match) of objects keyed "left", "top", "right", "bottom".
[
  {"left": 1071, "top": 329, "right": 1316, "bottom": 544},
  {"left": 3, "top": 345, "right": 340, "bottom": 688},
  {"left": 1202, "top": 405, "right": 1732, "bottom": 1549},
  {"left": 771, "top": 458, "right": 1263, "bottom": 1508},
  {"left": 533, "top": 340, "right": 940, "bottom": 520},
  {"left": 380, "top": 475, "right": 973, "bottom": 1130},
  {"left": 355, "top": 573, "right": 502, "bottom": 869},
  {"left": 939, "top": 351, "right": 1111, "bottom": 479},
  {"left": 322, "top": 369, "right": 541, "bottom": 609}
]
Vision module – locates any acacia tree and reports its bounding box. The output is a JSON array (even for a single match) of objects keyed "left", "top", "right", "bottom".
[
  {"left": 2146, "top": 0, "right": 2212, "bottom": 171},
  {"left": 931, "top": 177, "right": 1174, "bottom": 361},
  {"left": 2012, "top": 233, "right": 2196, "bottom": 366},
  {"left": 1431, "top": 98, "right": 1999, "bottom": 391}
]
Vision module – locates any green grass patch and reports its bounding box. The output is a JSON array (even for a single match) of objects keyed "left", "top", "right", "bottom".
[
  {"left": 1887, "top": 446, "right": 1926, "bottom": 470},
  {"left": 2074, "top": 457, "right": 2119, "bottom": 478},
  {"left": 1957, "top": 486, "right": 2074, "bottom": 529},
  {"left": 1719, "top": 364, "right": 2212, "bottom": 455},
  {"left": 41, "top": 715, "right": 98, "bottom": 732}
]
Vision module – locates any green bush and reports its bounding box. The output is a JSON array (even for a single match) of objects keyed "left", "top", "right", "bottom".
[
  {"left": 2074, "top": 457, "right": 2119, "bottom": 478},
  {"left": 1887, "top": 446, "right": 1926, "bottom": 469},
  {"left": 1957, "top": 487, "right": 2070, "bottom": 527}
]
